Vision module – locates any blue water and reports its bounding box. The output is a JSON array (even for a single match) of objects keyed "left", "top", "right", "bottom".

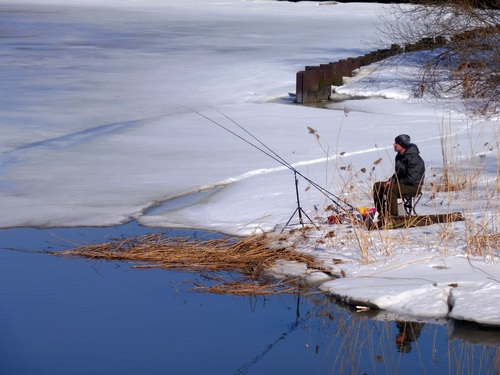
[{"left": 1, "top": 223, "right": 499, "bottom": 374}]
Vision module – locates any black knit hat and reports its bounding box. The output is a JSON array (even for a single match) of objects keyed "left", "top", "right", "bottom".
[{"left": 395, "top": 134, "right": 411, "bottom": 148}]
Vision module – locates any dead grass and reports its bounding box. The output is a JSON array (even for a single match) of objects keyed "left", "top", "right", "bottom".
[
  {"left": 54, "top": 232, "right": 320, "bottom": 296},
  {"left": 468, "top": 233, "right": 500, "bottom": 257}
]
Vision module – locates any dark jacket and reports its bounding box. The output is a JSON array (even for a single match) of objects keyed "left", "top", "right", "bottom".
[{"left": 392, "top": 144, "right": 425, "bottom": 186}]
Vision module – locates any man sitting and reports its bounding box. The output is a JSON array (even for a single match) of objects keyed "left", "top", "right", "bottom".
[{"left": 373, "top": 134, "right": 425, "bottom": 218}]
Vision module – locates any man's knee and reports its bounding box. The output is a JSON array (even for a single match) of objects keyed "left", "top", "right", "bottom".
[{"left": 389, "top": 187, "right": 399, "bottom": 199}]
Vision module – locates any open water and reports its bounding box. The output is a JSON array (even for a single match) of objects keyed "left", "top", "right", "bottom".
[{"left": 1, "top": 223, "right": 499, "bottom": 374}]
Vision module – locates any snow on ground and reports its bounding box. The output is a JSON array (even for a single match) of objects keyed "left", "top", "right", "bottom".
[{"left": 0, "top": 0, "right": 498, "bottom": 326}]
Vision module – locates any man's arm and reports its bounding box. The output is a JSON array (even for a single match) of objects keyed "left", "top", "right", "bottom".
[
  {"left": 399, "top": 155, "right": 425, "bottom": 185},
  {"left": 384, "top": 174, "right": 396, "bottom": 187}
]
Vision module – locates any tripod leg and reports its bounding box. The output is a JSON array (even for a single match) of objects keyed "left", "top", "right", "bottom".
[
  {"left": 281, "top": 208, "right": 299, "bottom": 233},
  {"left": 281, "top": 170, "right": 318, "bottom": 232},
  {"left": 299, "top": 208, "right": 319, "bottom": 230}
]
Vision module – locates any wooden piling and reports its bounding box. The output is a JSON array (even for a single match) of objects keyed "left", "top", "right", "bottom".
[{"left": 295, "top": 35, "right": 452, "bottom": 104}]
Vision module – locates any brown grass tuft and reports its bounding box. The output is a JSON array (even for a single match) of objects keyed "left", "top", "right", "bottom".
[
  {"left": 467, "top": 233, "right": 500, "bottom": 257},
  {"left": 54, "top": 233, "right": 319, "bottom": 296}
]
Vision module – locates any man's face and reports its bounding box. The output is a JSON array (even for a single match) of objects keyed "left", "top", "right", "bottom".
[{"left": 393, "top": 142, "right": 405, "bottom": 154}]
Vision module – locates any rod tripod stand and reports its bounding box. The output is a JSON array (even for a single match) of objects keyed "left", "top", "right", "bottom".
[{"left": 282, "top": 171, "right": 319, "bottom": 232}]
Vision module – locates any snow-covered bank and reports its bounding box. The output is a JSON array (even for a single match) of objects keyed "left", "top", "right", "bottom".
[
  {"left": 0, "top": 0, "right": 498, "bottom": 326},
  {"left": 320, "top": 253, "right": 500, "bottom": 326},
  {"left": 266, "top": 210, "right": 500, "bottom": 326}
]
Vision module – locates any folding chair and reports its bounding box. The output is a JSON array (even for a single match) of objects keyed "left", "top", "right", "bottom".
[{"left": 402, "top": 193, "right": 422, "bottom": 216}]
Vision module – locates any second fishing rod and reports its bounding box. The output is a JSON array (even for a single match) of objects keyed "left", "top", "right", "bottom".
[{"left": 185, "top": 106, "right": 356, "bottom": 215}]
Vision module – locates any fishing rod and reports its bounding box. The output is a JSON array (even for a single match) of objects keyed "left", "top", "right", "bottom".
[
  {"left": 209, "top": 106, "right": 356, "bottom": 213},
  {"left": 184, "top": 106, "right": 355, "bottom": 214},
  {"left": 186, "top": 105, "right": 354, "bottom": 213}
]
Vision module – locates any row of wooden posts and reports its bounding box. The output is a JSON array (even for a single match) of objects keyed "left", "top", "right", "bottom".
[{"left": 295, "top": 37, "right": 447, "bottom": 104}]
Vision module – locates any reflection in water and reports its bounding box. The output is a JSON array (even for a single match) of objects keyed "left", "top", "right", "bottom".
[
  {"left": 2, "top": 225, "right": 499, "bottom": 375},
  {"left": 448, "top": 320, "right": 500, "bottom": 375},
  {"left": 450, "top": 320, "right": 500, "bottom": 346},
  {"left": 395, "top": 321, "right": 425, "bottom": 353},
  {"left": 296, "top": 295, "right": 500, "bottom": 375},
  {"left": 234, "top": 296, "right": 307, "bottom": 375}
]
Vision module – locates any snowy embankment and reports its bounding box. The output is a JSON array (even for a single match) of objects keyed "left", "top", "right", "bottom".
[
  {"left": 267, "top": 61, "right": 500, "bottom": 327},
  {"left": 272, "top": 239, "right": 500, "bottom": 326},
  {"left": 0, "top": 0, "right": 498, "bottom": 326}
]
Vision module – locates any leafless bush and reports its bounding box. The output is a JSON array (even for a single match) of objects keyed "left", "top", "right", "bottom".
[{"left": 378, "top": 0, "right": 500, "bottom": 115}]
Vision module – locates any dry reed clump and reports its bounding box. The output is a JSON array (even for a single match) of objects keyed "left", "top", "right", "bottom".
[
  {"left": 55, "top": 232, "right": 319, "bottom": 296},
  {"left": 428, "top": 167, "right": 477, "bottom": 194},
  {"left": 467, "top": 233, "right": 500, "bottom": 257}
]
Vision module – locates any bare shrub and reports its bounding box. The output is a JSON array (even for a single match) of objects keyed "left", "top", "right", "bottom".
[{"left": 378, "top": 0, "right": 500, "bottom": 115}]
